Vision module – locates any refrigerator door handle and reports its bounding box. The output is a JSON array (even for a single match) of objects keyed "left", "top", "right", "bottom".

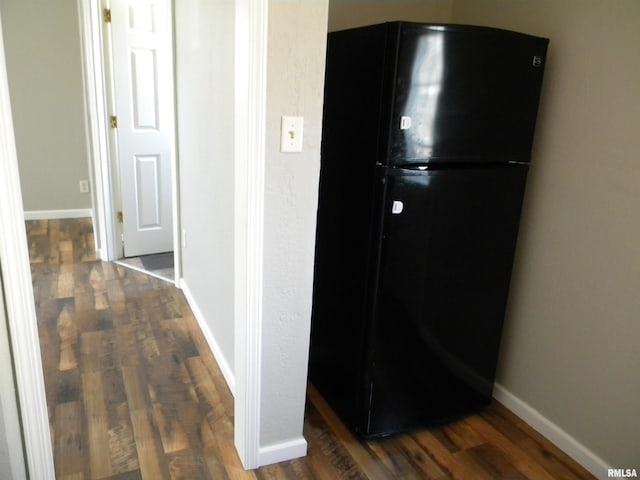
[
  {"left": 391, "top": 200, "right": 404, "bottom": 214},
  {"left": 399, "top": 116, "right": 412, "bottom": 130}
]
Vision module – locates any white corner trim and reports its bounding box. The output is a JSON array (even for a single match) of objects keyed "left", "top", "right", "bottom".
[
  {"left": 164, "top": 3, "right": 182, "bottom": 289},
  {"left": 493, "top": 383, "right": 610, "bottom": 477},
  {"left": 77, "top": 0, "right": 117, "bottom": 262},
  {"left": 0, "top": 14, "right": 56, "bottom": 479},
  {"left": 180, "top": 279, "right": 235, "bottom": 395},
  {"left": 24, "top": 209, "right": 93, "bottom": 220},
  {"left": 234, "top": 0, "right": 269, "bottom": 470},
  {"left": 258, "top": 437, "right": 308, "bottom": 468}
]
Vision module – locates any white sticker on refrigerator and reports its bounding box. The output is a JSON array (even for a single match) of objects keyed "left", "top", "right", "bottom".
[
  {"left": 391, "top": 201, "right": 404, "bottom": 214},
  {"left": 399, "top": 116, "right": 412, "bottom": 130}
]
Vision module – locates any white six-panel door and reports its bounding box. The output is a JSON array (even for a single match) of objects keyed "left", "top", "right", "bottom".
[{"left": 111, "top": 0, "right": 174, "bottom": 257}]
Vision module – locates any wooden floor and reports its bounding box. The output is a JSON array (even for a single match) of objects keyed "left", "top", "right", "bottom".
[{"left": 27, "top": 218, "right": 596, "bottom": 480}]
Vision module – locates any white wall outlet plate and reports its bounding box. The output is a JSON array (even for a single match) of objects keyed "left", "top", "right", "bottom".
[{"left": 280, "top": 116, "right": 303, "bottom": 153}]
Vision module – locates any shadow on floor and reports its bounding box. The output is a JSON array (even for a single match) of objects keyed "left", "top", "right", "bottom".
[{"left": 115, "top": 252, "right": 174, "bottom": 283}]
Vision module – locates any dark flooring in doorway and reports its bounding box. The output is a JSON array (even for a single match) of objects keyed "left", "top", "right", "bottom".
[{"left": 116, "top": 252, "right": 174, "bottom": 282}]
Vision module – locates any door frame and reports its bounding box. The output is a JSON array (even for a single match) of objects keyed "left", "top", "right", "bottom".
[
  {"left": 0, "top": 275, "right": 28, "bottom": 479},
  {"left": 77, "top": 0, "right": 182, "bottom": 283}
]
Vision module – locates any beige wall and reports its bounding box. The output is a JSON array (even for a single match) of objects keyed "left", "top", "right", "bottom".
[
  {"left": 451, "top": 0, "right": 640, "bottom": 468},
  {"left": 328, "top": 0, "right": 452, "bottom": 31},
  {"left": 174, "top": 0, "right": 236, "bottom": 374},
  {"left": 0, "top": 0, "right": 91, "bottom": 212}
]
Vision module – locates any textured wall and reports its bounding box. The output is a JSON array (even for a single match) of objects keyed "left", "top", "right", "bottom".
[
  {"left": 259, "top": 0, "right": 329, "bottom": 448},
  {"left": 0, "top": 0, "right": 91, "bottom": 212},
  {"left": 452, "top": 0, "right": 640, "bottom": 469}
]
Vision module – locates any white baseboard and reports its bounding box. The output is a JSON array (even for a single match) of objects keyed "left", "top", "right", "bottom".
[
  {"left": 179, "top": 279, "right": 235, "bottom": 395},
  {"left": 96, "top": 247, "right": 108, "bottom": 262},
  {"left": 24, "top": 209, "right": 92, "bottom": 220},
  {"left": 493, "top": 383, "right": 610, "bottom": 478},
  {"left": 258, "top": 437, "right": 307, "bottom": 467}
]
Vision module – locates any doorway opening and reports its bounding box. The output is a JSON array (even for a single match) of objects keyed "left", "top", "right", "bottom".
[{"left": 80, "top": 0, "right": 180, "bottom": 284}]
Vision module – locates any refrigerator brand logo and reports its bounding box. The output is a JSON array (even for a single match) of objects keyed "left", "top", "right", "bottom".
[
  {"left": 608, "top": 469, "right": 638, "bottom": 478},
  {"left": 532, "top": 55, "right": 543, "bottom": 67}
]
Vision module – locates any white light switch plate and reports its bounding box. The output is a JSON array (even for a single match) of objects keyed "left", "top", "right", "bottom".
[{"left": 280, "top": 116, "right": 304, "bottom": 153}]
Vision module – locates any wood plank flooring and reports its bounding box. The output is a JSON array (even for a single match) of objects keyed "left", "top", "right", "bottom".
[{"left": 27, "top": 218, "right": 596, "bottom": 480}]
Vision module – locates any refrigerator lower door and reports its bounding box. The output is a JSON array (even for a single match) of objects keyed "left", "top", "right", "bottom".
[{"left": 366, "top": 164, "right": 528, "bottom": 437}]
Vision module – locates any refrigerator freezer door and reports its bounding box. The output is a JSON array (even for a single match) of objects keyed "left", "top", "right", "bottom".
[
  {"left": 389, "top": 24, "right": 548, "bottom": 164},
  {"left": 365, "top": 164, "right": 528, "bottom": 437}
]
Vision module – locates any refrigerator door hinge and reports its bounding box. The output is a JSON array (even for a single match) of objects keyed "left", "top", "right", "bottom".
[{"left": 103, "top": 8, "right": 112, "bottom": 23}]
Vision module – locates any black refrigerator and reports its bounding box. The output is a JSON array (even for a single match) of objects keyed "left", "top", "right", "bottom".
[{"left": 309, "top": 22, "right": 548, "bottom": 438}]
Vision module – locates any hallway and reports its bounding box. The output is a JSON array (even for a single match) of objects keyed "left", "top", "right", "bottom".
[
  {"left": 26, "top": 218, "right": 595, "bottom": 479},
  {"left": 28, "top": 218, "right": 241, "bottom": 478}
]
